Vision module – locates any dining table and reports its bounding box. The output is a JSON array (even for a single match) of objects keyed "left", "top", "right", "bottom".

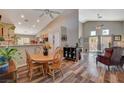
[{"left": 30, "top": 54, "right": 54, "bottom": 75}]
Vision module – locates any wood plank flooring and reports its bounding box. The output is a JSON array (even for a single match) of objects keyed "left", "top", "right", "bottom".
[{"left": 17, "top": 53, "right": 124, "bottom": 83}]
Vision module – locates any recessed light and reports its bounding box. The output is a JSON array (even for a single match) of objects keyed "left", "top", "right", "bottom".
[
  {"left": 33, "top": 25, "right": 35, "bottom": 28},
  {"left": 24, "top": 19, "right": 28, "bottom": 22},
  {"left": 21, "top": 14, "right": 24, "bottom": 18},
  {"left": 37, "top": 19, "right": 40, "bottom": 23},
  {"left": 18, "top": 22, "right": 21, "bottom": 25}
]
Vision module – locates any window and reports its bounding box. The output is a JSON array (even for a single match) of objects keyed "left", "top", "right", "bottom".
[
  {"left": 17, "top": 37, "right": 30, "bottom": 45},
  {"left": 23, "top": 38, "right": 30, "bottom": 44},
  {"left": 90, "top": 31, "right": 96, "bottom": 36},
  {"left": 102, "top": 29, "right": 109, "bottom": 35}
]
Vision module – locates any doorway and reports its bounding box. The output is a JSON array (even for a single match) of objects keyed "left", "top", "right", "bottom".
[
  {"left": 101, "top": 36, "right": 112, "bottom": 51},
  {"left": 89, "top": 36, "right": 98, "bottom": 52}
]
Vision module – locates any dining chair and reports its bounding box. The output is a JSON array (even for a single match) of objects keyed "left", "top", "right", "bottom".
[
  {"left": 48, "top": 48, "right": 63, "bottom": 81},
  {"left": 25, "top": 50, "right": 45, "bottom": 80}
]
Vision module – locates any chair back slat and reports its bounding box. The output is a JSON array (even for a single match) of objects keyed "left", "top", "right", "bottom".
[
  {"left": 25, "top": 50, "right": 32, "bottom": 68},
  {"left": 53, "top": 47, "right": 63, "bottom": 65}
]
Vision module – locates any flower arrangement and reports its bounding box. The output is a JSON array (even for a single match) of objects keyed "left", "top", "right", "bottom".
[
  {"left": 42, "top": 42, "right": 51, "bottom": 56},
  {"left": 43, "top": 42, "right": 51, "bottom": 49}
]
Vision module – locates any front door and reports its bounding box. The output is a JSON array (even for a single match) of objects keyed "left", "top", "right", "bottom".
[{"left": 89, "top": 36, "right": 98, "bottom": 52}]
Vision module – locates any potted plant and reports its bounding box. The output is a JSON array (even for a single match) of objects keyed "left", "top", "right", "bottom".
[
  {"left": 0, "top": 47, "right": 17, "bottom": 73},
  {"left": 43, "top": 42, "right": 51, "bottom": 56},
  {"left": 0, "top": 56, "right": 8, "bottom": 74}
]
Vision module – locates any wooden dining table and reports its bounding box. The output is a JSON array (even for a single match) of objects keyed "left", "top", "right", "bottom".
[{"left": 30, "top": 54, "right": 54, "bottom": 75}]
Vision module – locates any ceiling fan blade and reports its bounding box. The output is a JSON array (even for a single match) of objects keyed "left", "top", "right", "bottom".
[
  {"left": 33, "top": 9, "right": 44, "bottom": 11},
  {"left": 39, "top": 13, "right": 44, "bottom": 17},
  {"left": 50, "top": 10, "right": 61, "bottom": 14}
]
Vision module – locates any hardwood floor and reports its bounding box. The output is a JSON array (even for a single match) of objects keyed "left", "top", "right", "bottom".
[{"left": 17, "top": 53, "right": 124, "bottom": 83}]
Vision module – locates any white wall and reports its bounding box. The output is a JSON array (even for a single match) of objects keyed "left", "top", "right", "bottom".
[
  {"left": 79, "top": 22, "right": 83, "bottom": 38},
  {"left": 121, "top": 22, "right": 124, "bottom": 46},
  {"left": 37, "top": 10, "right": 79, "bottom": 51},
  {"left": 122, "top": 21, "right": 124, "bottom": 35},
  {"left": 64, "top": 11, "right": 78, "bottom": 46},
  {"left": 78, "top": 22, "right": 84, "bottom": 47}
]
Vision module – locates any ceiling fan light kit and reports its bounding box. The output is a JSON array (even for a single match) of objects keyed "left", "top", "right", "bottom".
[{"left": 96, "top": 13, "right": 104, "bottom": 30}]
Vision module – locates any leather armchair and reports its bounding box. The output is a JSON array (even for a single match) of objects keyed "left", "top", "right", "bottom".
[{"left": 96, "top": 47, "right": 123, "bottom": 70}]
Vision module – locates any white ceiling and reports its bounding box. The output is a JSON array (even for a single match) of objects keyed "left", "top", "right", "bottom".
[
  {"left": 0, "top": 9, "right": 65, "bottom": 35},
  {"left": 2, "top": 9, "right": 122, "bottom": 35},
  {"left": 79, "top": 9, "right": 124, "bottom": 23}
]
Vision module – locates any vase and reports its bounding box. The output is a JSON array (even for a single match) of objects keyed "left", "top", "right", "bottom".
[
  {"left": 0, "top": 63, "right": 9, "bottom": 74},
  {"left": 43, "top": 49, "right": 48, "bottom": 56}
]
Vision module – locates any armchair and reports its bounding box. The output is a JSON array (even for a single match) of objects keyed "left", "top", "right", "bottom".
[{"left": 96, "top": 47, "right": 123, "bottom": 70}]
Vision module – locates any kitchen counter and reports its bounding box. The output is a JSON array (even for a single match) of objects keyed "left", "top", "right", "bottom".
[{"left": 0, "top": 44, "right": 43, "bottom": 47}]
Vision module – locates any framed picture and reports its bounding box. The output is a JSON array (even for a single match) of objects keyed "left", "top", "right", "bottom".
[
  {"left": 61, "top": 26, "right": 67, "bottom": 41},
  {"left": 61, "top": 34, "right": 67, "bottom": 41},
  {"left": 53, "top": 35, "right": 55, "bottom": 44},
  {"left": 113, "top": 35, "right": 121, "bottom": 41}
]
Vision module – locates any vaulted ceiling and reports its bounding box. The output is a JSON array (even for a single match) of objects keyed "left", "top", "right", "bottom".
[
  {"left": 1, "top": 9, "right": 122, "bottom": 35},
  {"left": 79, "top": 9, "right": 124, "bottom": 23},
  {"left": 0, "top": 9, "right": 65, "bottom": 35}
]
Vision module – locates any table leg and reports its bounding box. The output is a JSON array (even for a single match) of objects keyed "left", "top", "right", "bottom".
[{"left": 43, "top": 63, "right": 49, "bottom": 75}]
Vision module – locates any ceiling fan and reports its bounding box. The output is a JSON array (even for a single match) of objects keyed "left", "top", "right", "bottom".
[
  {"left": 96, "top": 13, "right": 104, "bottom": 30},
  {"left": 34, "top": 9, "right": 61, "bottom": 19}
]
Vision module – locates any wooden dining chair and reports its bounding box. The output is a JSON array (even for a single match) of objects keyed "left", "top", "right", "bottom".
[
  {"left": 48, "top": 48, "right": 63, "bottom": 81},
  {"left": 25, "top": 50, "right": 45, "bottom": 80}
]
